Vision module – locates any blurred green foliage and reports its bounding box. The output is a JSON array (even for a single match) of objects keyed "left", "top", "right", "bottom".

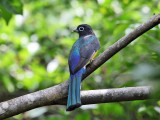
[{"left": 1, "top": 0, "right": 160, "bottom": 120}]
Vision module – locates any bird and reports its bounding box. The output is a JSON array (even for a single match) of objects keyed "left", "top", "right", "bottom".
[{"left": 66, "top": 24, "right": 100, "bottom": 111}]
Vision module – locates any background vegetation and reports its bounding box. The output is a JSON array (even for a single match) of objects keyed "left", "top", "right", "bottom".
[{"left": 0, "top": 0, "right": 160, "bottom": 120}]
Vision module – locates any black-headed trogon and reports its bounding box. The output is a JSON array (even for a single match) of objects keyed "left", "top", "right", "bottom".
[{"left": 67, "top": 24, "right": 100, "bottom": 111}]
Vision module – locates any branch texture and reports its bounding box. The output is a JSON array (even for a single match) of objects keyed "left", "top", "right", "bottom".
[
  {"left": 0, "top": 14, "right": 160, "bottom": 119},
  {"left": 0, "top": 86, "right": 151, "bottom": 119}
]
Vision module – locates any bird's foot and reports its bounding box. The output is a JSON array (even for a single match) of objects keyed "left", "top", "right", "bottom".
[
  {"left": 87, "top": 59, "right": 94, "bottom": 67},
  {"left": 90, "top": 59, "right": 94, "bottom": 63}
]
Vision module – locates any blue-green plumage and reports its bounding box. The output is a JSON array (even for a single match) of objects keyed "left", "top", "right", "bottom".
[
  {"left": 66, "top": 24, "right": 100, "bottom": 111},
  {"left": 67, "top": 68, "right": 85, "bottom": 111}
]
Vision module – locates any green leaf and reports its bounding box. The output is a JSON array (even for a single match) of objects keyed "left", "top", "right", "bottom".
[
  {"left": 0, "top": 0, "right": 23, "bottom": 14},
  {"left": 0, "top": 4, "right": 12, "bottom": 24}
]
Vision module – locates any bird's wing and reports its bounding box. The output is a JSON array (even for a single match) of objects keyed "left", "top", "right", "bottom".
[
  {"left": 68, "top": 47, "right": 80, "bottom": 74},
  {"left": 69, "top": 35, "right": 100, "bottom": 74}
]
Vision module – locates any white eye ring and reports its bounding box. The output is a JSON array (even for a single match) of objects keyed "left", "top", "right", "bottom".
[{"left": 79, "top": 27, "right": 84, "bottom": 31}]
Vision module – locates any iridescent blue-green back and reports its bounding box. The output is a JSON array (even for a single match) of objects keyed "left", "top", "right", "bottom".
[{"left": 68, "top": 35, "right": 100, "bottom": 74}]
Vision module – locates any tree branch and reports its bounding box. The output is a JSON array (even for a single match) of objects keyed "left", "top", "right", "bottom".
[
  {"left": 0, "top": 14, "right": 160, "bottom": 119},
  {"left": 58, "top": 86, "right": 151, "bottom": 105},
  {"left": 0, "top": 86, "right": 151, "bottom": 119}
]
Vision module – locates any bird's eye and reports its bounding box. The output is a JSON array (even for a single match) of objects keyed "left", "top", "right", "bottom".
[{"left": 79, "top": 27, "right": 84, "bottom": 31}]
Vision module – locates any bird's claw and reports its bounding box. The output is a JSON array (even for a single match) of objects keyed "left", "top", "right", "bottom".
[{"left": 90, "top": 59, "right": 94, "bottom": 63}]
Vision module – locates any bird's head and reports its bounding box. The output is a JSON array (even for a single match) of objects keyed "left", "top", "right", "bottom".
[{"left": 73, "top": 24, "right": 95, "bottom": 37}]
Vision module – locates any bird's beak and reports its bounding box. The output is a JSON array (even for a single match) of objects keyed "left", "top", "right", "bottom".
[{"left": 73, "top": 28, "right": 78, "bottom": 32}]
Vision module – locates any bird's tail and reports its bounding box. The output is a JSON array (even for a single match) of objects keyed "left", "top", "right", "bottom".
[{"left": 66, "top": 68, "right": 85, "bottom": 111}]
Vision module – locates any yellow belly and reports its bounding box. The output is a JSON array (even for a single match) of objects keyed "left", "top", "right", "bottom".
[{"left": 90, "top": 51, "right": 98, "bottom": 60}]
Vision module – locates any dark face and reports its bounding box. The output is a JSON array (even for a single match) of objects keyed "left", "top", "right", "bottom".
[{"left": 73, "top": 24, "right": 95, "bottom": 37}]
